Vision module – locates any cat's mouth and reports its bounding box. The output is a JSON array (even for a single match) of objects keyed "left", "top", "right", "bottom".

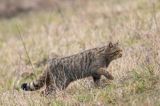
[{"left": 118, "top": 50, "right": 122, "bottom": 57}]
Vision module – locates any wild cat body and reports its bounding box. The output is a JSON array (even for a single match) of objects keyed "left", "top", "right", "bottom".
[{"left": 21, "top": 42, "right": 122, "bottom": 95}]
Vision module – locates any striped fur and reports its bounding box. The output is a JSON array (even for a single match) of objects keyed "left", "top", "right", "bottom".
[{"left": 21, "top": 42, "right": 122, "bottom": 95}]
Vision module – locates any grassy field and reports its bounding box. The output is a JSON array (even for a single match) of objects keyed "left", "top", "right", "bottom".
[{"left": 0, "top": 0, "right": 160, "bottom": 105}]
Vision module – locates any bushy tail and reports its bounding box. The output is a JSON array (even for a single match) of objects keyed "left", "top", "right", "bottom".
[{"left": 21, "top": 71, "right": 47, "bottom": 91}]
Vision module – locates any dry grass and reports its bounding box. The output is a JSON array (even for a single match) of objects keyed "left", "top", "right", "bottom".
[{"left": 0, "top": 0, "right": 160, "bottom": 105}]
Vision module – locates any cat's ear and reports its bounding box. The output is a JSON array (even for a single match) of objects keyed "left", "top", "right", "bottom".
[{"left": 109, "top": 42, "right": 113, "bottom": 48}]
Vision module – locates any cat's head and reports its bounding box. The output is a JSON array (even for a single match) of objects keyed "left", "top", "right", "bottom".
[{"left": 106, "top": 42, "right": 122, "bottom": 60}]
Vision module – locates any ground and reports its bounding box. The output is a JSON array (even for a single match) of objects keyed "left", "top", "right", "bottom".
[{"left": 0, "top": 0, "right": 160, "bottom": 106}]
